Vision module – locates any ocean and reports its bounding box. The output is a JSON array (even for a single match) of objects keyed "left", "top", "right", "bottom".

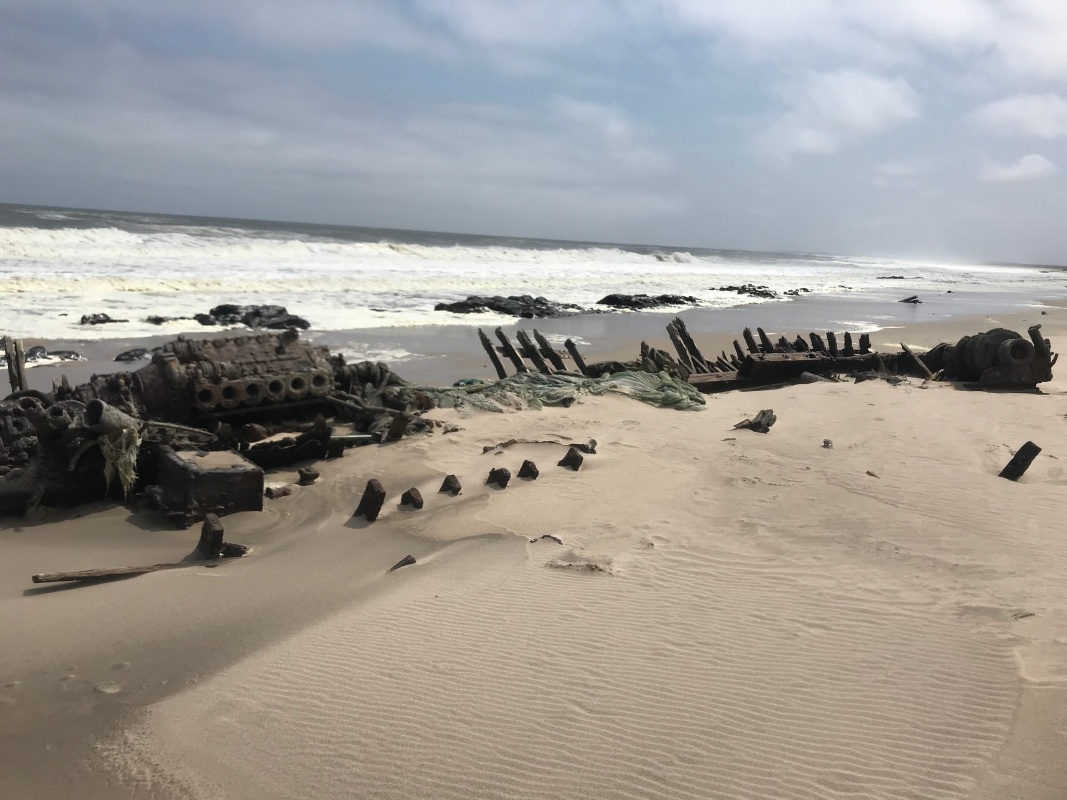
[{"left": 2, "top": 202, "right": 1065, "bottom": 379}]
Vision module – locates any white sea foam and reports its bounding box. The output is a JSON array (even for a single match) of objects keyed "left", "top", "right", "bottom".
[{"left": 0, "top": 225, "right": 1061, "bottom": 339}]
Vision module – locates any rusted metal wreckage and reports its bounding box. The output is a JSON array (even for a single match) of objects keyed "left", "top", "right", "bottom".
[
  {"left": 0, "top": 330, "right": 431, "bottom": 524},
  {"left": 474, "top": 318, "right": 1057, "bottom": 392}
]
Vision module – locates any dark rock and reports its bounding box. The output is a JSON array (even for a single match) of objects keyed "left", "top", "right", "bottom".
[
  {"left": 237, "top": 423, "right": 270, "bottom": 443},
  {"left": 145, "top": 315, "right": 192, "bottom": 325},
  {"left": 47, "top": 350, "right": 82, "bottom": 361},
  {"left": 198, "top": 304, "right": 311, "bottom": 330},
  {"left": 265, "top": 485, "right": 293, "bottom": 499},
  {"left": 718, "top": 284, "right": 778, "bottom": 299},
  {"left": 388, "top": 555, "right": 417, "bottom": 572},
  {"left": 115, "top": 348, "right": 150, "bottom": 362},
  {"left": 439, "top": 474, "right": 462, "bottom": 496},
  {"left": 354, "top": 478, "right": 386, "bottom": 522},
  {"left": 435, "top": 295, "right": 586, "bottom": 318},
  {"left": 219, "top": 542, "right": 251, "bottom": 558},
  {"left": 486, "top": 467, "right": 511, "bottom": 488},
  {"left": 999, "top": 441, "right": 1042, "bottom": 481},
  {"left": 400, "top": 487, "right": 424, "bottom": 509},
  {"left": 557, "top": 447, "right": 584, "bottom": 471},
  {"left": 298, "top": 466, "right": 319, "bottom": 486},
  {"left": 80, "top": 313, "right": 128, "bottom": 325},
  {"left": 25, "top": 346, "right": 48, "bottom": 361},
  {"left": 197, "top": 513, "right": 224, "bottom": 558},
  {"left": 597, "top": 293, "right": 699, "bottom": 310},
  {"left": 518, "top": 460, "right": 539, "bottom": 479},
  {"left": 573, "top": 439, "right": 597, "bottom": 454},
  {"left": 899, "top": 296, "right": 922, "bottom": 304},
  {"left": 783, "top": 288, "right": 811, "bottom": 296},
  {"left": 733, "top": 409, "right": 777, "bottom": 433},
  {"left": 876, "top": 275, "right": 911, "bottom": 280}
]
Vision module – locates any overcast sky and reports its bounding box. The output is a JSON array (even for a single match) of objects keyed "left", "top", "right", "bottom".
[{"left": 3, "top": 1, "right": 1067, "bottom": 263}]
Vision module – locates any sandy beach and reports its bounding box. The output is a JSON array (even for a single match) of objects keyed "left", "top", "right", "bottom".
[{"left": 2, "top": 305, "right": 1067, "bottom": 799}]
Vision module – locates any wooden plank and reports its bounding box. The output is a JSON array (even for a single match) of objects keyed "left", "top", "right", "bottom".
[
  {"left": 809, "top": 332, "right": 827, "bottom": 353},
  {"left": 478, "top": 328, "right": 508, "bottom": 379},
  {"left": 999, "top": 441, "right": 1042, "bottom": 481},
  {"left": 564, "top": 339, "right": 588, "bottom": 375},
  {"left": 494, "top": 328, "right": 529, "bottom": 373},
  {"left": 32, "top": 559, "right": 236, "bottom": 584},
  {"left": 900, "top": 342, "right": 934, "bottom": 379},
  {"left": 533, "top": 330, "right": 567, "bottom": 372},
  {"left": 516, "top": 330, "right": 552, "bottom": 374},
  {"left": 733, "top": 340, "right": 747, "bottom": 361}
]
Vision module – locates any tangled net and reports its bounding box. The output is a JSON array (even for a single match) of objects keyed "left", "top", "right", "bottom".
[
  {"left": 418, "top": 370, "right": 706, "bottom": 416},
  {"left": 99, "top": 426, "right": 143, "bottom": 497}
]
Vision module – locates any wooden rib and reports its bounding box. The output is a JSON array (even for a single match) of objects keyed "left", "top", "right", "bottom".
[
  {"left": 516, "top": 330, "right": 551, "bottom": 373},
  {"left": 478, "top": 328, "right": 508, "bottom": 379},
  {"left": 494, "top": 328, "right": 529, "bottom": 373},
  {"left": 743, "top": 328, "right": 760, "bottom": 354},
  {"left": 533, "top": 329, "right": 567, "bottom": 371},
  {"left": 564, "top": 339, "right": 589, "bottom": 375},
  {"left": 826, "top": 331, "right": 839, "bottom": 357}
]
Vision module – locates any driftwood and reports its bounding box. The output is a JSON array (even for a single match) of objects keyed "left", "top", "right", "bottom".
[
  {"left": 32, "top": 547, "right": 249, "bottom": 583},
  {"left": 999, "top": 442, "right": 1041, "bottom": 481},
  {"left": 734, "top": 409, "right": 776, "bottom": 433}
]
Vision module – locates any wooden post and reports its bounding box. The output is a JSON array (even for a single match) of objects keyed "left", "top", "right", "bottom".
[
  {"left": 733, "top": 340, "right": 746, "bottom": 361},
  {"left": 999, "top": 441, "right": 1041, "bottom": 481},
  {"left": 494, "top": 328, "right": 529, "bottom": 373},
  {"left": 515, "top": 330, "right": 551, "bottom": 374},
  {"left": 793, "top": 336, "right": 809, "bottom": 352},
  {"left": 843, "top": 332, "right": 855, "bottom": 357},
  {"left": 1028, "top": 325, "right": 1049, "bottom": 357},
  {"left": 756, "top": 328, "right": 775, "bottom": 353},
  {"left": 672, "top": 318, "right": 711, "bottom": 372},
  {"left": 533, "top": 330, "right": 567, "bottom": 372},
  {"left": 564, "top": 339, "right": 588, "bottom": 375},
  {"left": 809, "top": 333, "right": 827, "bottom": 353},
  {"left": 826, "top": 331, "right": 838, "bottom": 357},
  {"left": 859, "top": 333, "right": 871, "bottom": 354},
  {"left": 777, "top": 336, "right": 793, "bottom": 352},
  {"left": 478, "top": 329, "right": 508, "bottom": 379},
  {"left": 4, "top": 337, "right": 27, "bottom": 394},
  {"left": 742, "top": 328, "right": 760, "bottom": 354}
]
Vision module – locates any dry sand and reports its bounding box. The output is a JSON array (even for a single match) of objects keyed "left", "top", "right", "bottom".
[{"left": 3, "top": 308, "right": 1067, "bottom": 799}]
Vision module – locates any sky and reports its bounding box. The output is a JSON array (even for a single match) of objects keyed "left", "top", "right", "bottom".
[{"left": 2, "top": 1, "right": 1067, "bottom": 263}]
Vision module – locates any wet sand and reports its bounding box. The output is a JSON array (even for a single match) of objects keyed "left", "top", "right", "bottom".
[{"left": 2, "top": 303, "right": 1067, "bottom": 799}]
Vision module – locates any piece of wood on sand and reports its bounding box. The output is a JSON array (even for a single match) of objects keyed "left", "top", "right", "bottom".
[
  {"left": 478, "top": 328, "right": 508, "bottom": 379},
  {"left": 999, "top": 441, "right": 1042, "bottom": 481},
  {"left": 733, "top": 409, "right": 777, "bottom": 433},
  {"left": 494, "top": 328, "right": 529, "bottom": 374},
  {"left": 900, "top": 342, "right": 934, "bottom": 379}
]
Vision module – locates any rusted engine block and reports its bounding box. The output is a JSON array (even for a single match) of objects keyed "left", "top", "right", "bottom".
[
  {"left": 60, "top": 330, "right": 337, "bottom": 421},
  {"left": 920, "top": 325, "right": 1056, "bottom": 387}
]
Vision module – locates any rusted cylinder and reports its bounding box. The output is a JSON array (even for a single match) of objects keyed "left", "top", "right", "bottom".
[
  {"left": 286, "top": 374, "right": 310, "bottom": 400},
  {"left": 264, "top": 376, "right": 287, "bottom": 403},
  {"left": 998, "top": 338, "right": 1034, "bottom": 367},
  {"left": 192, "top": 382, "right": 220, "bottom": 411},
  {"left": 218, "top": 381, "right": 245, "bottom": 409}
]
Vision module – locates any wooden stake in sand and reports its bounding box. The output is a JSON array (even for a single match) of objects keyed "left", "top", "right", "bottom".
[
  {"left": 3, "top": 337, "right": 27, "bottom": 394},
  {"left": 354, "top": 479, "right": 387, "bottom": 521}
]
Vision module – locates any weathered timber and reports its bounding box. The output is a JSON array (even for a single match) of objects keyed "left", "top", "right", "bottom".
[
  {"left": 809, "top": 333, "right": 827, "bottom": 353},
  {"left": 486, "top": 467, "right": 511, "bottom": 488},
  {"left": 741, "top": 352, "right": 879, "bottom": 382},
  {"left": 672, "top": 317, "right": 711, "bottom": 372},
  {"left": 518, "top": 460, "right": 539, "bottom": 479},
  {"left": 564, "top": 339, "right": 589, "bottom": 376},
  {"left": 734, "top": 409, "right": 776, "bottom": 433},
  {"left": 688, "top": 372, "right": 748, "bottom": 392},
  {"left": 757, "top": 328, "right": 775, "bottom": 353},
  {"left": 900, "top": 342, "right": 935, "bottom": 379},
  {"left": 859, "top": 334, "right": 871, "bottom": 354},
  {"left": 777, "top": 336, "right": 793, "bottom": 352},
  {"left": 999, "top": 441, "right": 1042, "bottom": 481},
  {"left": 388, "top": 555, "right": 417, "bottom": 572},
  {"left": 386, "top": 412, "right": 409, "bottom": 440},
  {"left": 516, "top": 330, "right": 552, "bottom": 374},
  {"left": 400, "top": 487, "right": 424, "bottom": 509},
  {"left": 733, "top": 340, "right": 747, "bottom": 361},
  {"left": 439, "top": 474, "right": 462, "bottom": 495},
  {"left": 354, "top": 479, "right": 386, "bottom": 522},
  {"left": 665, "top": 323, "right": 695, "bottom": 372},
  {"left": 32, "top": 560, "right": 220, "bottom": 584},
  {"left": 198, "top": 513, "right": 225, "bottom": 557},
  {"left": 743, "top": 328, "right": 760, "bottom": 354},
  {"left": 558, "top": 447, "right": 584, "bottom": 471},
  {"left": 494, "top": 328, "right": 529, "bottom": 373},
  {"left": 793, "top": 336, "right": 809, "bottom": 352},
  {"left": 1029, "top": 325, "right": 1049, "bottom": 357},
  {"left": 843, "top": 332, "right": 855, "bottom": 357},
  {"left": 533, "top": 330, "right": 568, "bottom": 372},
  {"left": 3, "top": 337, "right": 28, "bottom": 394},
  {"left": 478, "top": 328, "right": 508, "bottom": 379},
  {"left": 827, "top": 331, "right": 839, "bottom": 357}
]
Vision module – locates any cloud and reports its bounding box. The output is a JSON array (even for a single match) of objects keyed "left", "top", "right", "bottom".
[
  {"left": 759, "top": 70, "right": 920, "bottom": 160},
  {"left": 980, "top": 154, "right": 1057, "bottom": 182},
  {"left": 974, "top": 93, "right": 1067, "bottom": 138}
]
